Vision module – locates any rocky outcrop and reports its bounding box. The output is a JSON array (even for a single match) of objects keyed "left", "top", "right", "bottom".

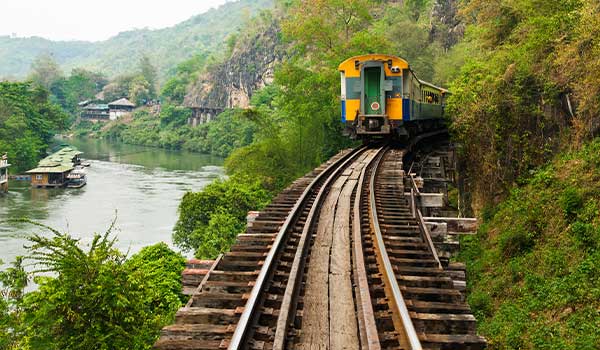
[
  {"left": 431, "top": 0, "right": 464, "bottom": 49},
  {"left": 184, "top": 20, "right": 285, "bottom": 109}
]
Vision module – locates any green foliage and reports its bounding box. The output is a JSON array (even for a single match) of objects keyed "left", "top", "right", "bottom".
[
  {"left": 458, "top": 138, "right": 600, "bottom": 349},
  {"left": 97, "top": 107, "right": 256, "bottom": 158},
  {"left": 0, "top": 221, "right": 185, "bottom": 349},
  {"left": 49, "top": 68, "right": 108, "bottom": 115},
  {"left": 173, "top": 176, "right": 271, "bottom": 258},
  {"left": 161, "top": 53, "right": 208, "bottom": 104},
  {"left": 28, "top": 53, "right": 64, "bottom": 90},
  {"left": 560, "top": 187, "right": 583, "bottom": 220},
  {"left": 445, "top": 0, "right": 600, "bottom": 205},
  {"left": 499, "top": 228, "right": 535, "bottom": 258},
  {"left": 0, "top": 81, "right": 68, "bottom": 172},
  {"left": 0, "top": 257, "right": 28, "bottom": 349}
]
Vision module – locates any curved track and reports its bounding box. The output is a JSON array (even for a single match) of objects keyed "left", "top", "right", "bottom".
[{"left": 155, "top": 143, "right": 486, "bottom": 350}]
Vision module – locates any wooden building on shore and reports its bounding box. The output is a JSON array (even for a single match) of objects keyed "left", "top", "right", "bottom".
[
  {"left": 0, "top": 153, "right": 9, "bottom": 193},
  {"left": 26, "top": 148, "right": 83, "bottom": 188},
  {"left": 108, "top": 98, "right": 135, "bottom": 120},
  {"left": 81, "top": 103, "right": 110, "bottom": 120},
  {"left": 79, "top": 98, "right": 135, "bottom": 121}
]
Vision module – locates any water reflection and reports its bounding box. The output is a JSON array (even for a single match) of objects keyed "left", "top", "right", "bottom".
[{"left": 0, "top": 138, "right": 224, "bottom": 266}]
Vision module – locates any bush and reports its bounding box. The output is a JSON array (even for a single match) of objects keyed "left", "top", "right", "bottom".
[
  {"left": 560, "top": 187, "right": 583, "bottom": 220},
  {"left": 1, "top": 223, "right": 186, "bottom": 349},
  {"left": 570, "top": 221, "right": 599, "bottom": 251},
  {"left": 499, "top": 229, "right": 536, "bottom": 258},
  {"left": 468, "top": 290, "right": 493, "bottom": 320},
  {"left": 173, "top": 176, "right": 271, "bottom": 258}
]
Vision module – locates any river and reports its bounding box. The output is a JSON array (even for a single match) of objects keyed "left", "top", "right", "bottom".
[{"left": 0, "top": 138, "right": 224, "bottom": 266}]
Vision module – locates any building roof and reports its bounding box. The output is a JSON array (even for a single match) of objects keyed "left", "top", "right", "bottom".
[
  {"left": 83, "top": 104, "right": 109, "bottom": 110},
  {"left": 26, "top": 147, "right": 82, "bottom": 174},
  {"left": 108, "top": 98, "right": 135, "bottom": 108}
]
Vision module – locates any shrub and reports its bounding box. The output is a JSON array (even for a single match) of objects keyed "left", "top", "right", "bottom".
[
  {"left": 173, "top": 176, "right": 271, "bottom": 257},
  {"left": 560, "top": 187, "right": 583, "bottom": 220},
  {"left": 499, "top": 228, "right": 535, "bottom": 258},
  {"left": 570, "top": 221, "right": 599, "bottom": 251}
]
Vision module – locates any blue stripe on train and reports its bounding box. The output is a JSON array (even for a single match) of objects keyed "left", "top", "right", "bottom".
[
  {"left": 341, "top": 100, "right": 346, "bottom": 122},
  {"left": 402, "top": 98, "right": 411, "bottom": 121}
]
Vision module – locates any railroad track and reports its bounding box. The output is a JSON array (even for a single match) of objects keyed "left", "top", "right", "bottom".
[{"left": 155, "top": 143, "right": 486, "bottom": 350}]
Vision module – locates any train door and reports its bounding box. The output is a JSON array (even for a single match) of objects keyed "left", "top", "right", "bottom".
[{"left": 364, "top": 67, "right": 381, "bottom": 115}]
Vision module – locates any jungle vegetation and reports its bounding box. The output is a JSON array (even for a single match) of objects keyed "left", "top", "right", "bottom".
[
  {"left": 2, "top": 0, "right": 599, "bottom": 347},
  {"left": 0, "top": 81, "right": 68, "bottom": 173},
  {"left": 0, "top": 223, "right": 186, "bottom": 349}
]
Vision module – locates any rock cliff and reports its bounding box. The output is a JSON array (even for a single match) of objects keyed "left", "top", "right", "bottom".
[{"left": 183, "top": 20, "right": 284, "bottom": 109}]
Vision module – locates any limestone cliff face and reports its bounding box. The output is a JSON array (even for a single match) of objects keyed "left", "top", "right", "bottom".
[
  {"left": 431, "top": 0, "right": 464, "bottom": 49},
  {"left": 184, "top": 21, "right": 284, "bottom": 109}
]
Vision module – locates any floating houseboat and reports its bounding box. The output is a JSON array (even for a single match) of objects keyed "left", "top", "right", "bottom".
[
  {"left": 26, "top": 147, "right": 84, "bottom": 188},
  {"left": 0, "top": 153, "right": 9, "bottom": 193}
]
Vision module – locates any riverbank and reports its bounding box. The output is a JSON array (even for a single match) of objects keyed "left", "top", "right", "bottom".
[{"left": 72, "top": 106, "right": 256, "bottom": 158}]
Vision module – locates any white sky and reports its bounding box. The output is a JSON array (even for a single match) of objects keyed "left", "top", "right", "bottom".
[{"left": 0, "top": 0, "right": 229, "bottom": 42}]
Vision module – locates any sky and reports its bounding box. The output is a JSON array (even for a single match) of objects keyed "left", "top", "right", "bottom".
[{"left": 0, "top": 0, "right": 229, "bottom": 42}]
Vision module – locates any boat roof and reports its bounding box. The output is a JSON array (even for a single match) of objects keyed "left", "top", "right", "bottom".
[
  {"left": 27, "top": 147, "right": 83, "bottom": 173},
  {"left": 26, "top": 165, "right": 73, "bottom": 174}
]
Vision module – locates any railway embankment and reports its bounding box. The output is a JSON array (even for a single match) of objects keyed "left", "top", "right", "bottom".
[{"left": 457, "top": 138, "right": 600, "bottom": 348}]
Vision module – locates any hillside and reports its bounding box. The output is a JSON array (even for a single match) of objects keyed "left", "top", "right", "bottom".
[
  {"left": 0, "top": 0, "right": 273, "bottom": 80},
  {"left": 459, "top": 139, "right": 600, "bottom": 348}
]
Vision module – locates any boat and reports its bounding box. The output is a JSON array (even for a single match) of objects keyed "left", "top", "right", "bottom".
[
  {"left": 81, "top": 161, "right": 91, "bottom": 167},
  {"left": 67, "top": 166, "right": 87, "bottom": 188}
]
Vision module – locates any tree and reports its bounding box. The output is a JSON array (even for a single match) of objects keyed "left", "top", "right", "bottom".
[
  {"left": 129, "top": 75, "right": 152, "bottom": 105},
  {"left": 0, "top": 257, "right": 27, "bottom": 349},
  {"left": 102, "top": 75, "right": 134, "bottom": 102},
  {"left": 0, "top": 82, "right": 68, "bottom": 172},
  {"left": 139, "top": 55, "right": 158, "bottom": 99},
  {"left": 18, "top": 222, "right": 185, "bottom": 349},
  {"left": 28, "top": 54, "right": 64, "bottom": 90},
  {"left": 173, "top": 177, "right": 270, "bottom": 257}
]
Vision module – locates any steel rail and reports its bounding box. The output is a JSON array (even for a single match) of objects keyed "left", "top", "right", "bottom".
[
  {"left": 369, "top": 146, "right": 422, "bottom": 350},
  {"left": 352, "top": 149, "right": 383, "bottom": 350},
  {"left": 229, "top": 146, "right": 366, "bottom": 350},
  {"left": 272, "top": 146, "right": 370, "bottom": 350},
  {"left": 184, "top": 254, "right": 223, "bottom": 309}
]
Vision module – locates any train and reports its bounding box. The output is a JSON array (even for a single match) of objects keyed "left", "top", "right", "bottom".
[{"left": 338, "top": 54, "right": 448, "bottom": 140}]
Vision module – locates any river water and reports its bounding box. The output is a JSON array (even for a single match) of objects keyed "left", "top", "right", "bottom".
[{"left": 0, "top": 138, "right": 224, "bottom": 266}]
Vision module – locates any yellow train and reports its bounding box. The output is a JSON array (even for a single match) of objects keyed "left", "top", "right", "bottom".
[{"left": 338, "top": 54, "right": 448, "bottom": 139}]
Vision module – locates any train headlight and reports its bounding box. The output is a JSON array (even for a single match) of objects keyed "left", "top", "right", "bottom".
[{"left": 391, "top": 66, "right": 400, "bottom": 73}]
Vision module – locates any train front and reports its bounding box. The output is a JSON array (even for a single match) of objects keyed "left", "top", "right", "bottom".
[{"left": 339, "top": 54, "right": 408, "bottom": 138}]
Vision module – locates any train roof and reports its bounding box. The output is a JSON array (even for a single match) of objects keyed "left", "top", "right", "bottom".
[
  {"left": 338, "top": 54, "right": 409, "bottom": 70},
  {"left": 338, "top": 53, "right": 449, "bottom": 94},
  {"left": 419, "top": 80, "right": 449, "bottom": 94}
]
